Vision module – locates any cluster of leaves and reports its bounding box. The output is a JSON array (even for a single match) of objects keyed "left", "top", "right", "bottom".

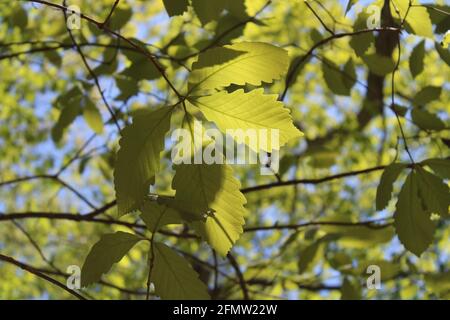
[
  {"left": 377, "top": 159, "right": 449, "bottom": 256},
  {"left": 84, "top": 40, "right": 300, "bottom": 299}
]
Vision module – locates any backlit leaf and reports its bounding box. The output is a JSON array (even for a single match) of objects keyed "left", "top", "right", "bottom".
[
  {"left": 416, "top": 167, "right": 450, "bottom": 217},
  {"left": 150, "top": 242, "right": 210, "bottom": 299},
  {"left": 376, "top": 163, "right": 406, "bottom": 211},
  {"left": 188, "top": 42, "right": 289, "bottom": 93},
  {"left": 114, "top": 106, "right": 173, "bottom": 215},
  {"left": 173, "top": 163, "right": 247, "bottom": 256},
  {"left": 394, "top": 170, "right": 435, "bottom": 256},
  {"left": 81, "top": 232, "right": 142, "bottom": 287},
  {"left": 140, "top": 201, "right": 182, "bottom": 232},
  {"left": 189, "top": 89, "right": 302, "bottom": 152},
  {"left": 392, "top": 0, "right": 433, "bottom": 38},
  {"left": 83, "top": 99, "right": 103, "bottom": 134}
]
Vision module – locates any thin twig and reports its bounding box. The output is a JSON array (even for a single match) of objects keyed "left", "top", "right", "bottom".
[
  {"left": 227, "top": 253, "right": 249, "bottom": 300},
  {"left": 62, "top": 0, "right": 121, "bottom": 132},
  {"left": 102, "top": 0, "right": 120, "bottom": 27},
  {"left": 304, "top": 0, "right": 334, "bottom": 35}
]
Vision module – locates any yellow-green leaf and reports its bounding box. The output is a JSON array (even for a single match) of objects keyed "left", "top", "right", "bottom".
[
  {"left": 392, "top": 0, "right": 433, "bottom": 38},
  {"left": 416, "top": 167, "right": 450, "bottom": 217},
  {"left": 81, "top": 232, "right": 142, "bottom": 287},
  {"left": 173, "top": 163, "right": 247, "bottom": 256},
  {"left": 140, "top": 201, "right": 182, "bottom": 232},
  {"left": 362, "top": 54, "right": 396, "bottom": 76},
  {"left": 150, "top": 242, "right": 210, "bottom": 299},
  {"left": 394, "top": 170, "right": 436, "bottom": 256},
  {"left": 188, "top": 42, "right": 289, "bottom": 93},
  {"left": 189, "top": 89, "right": 302, "bottom": 152},
  {"left": 191, "top": 0, "right": 226, "bottom": 25},
  {"left": 114, "top": 106, "right": 173, "bottom": 215},
  {"left": 83, "top": 100, "right": 103, "bottom": 134},
  {"left": 376, "top": 163, "right": 406, "bottom": 211}
]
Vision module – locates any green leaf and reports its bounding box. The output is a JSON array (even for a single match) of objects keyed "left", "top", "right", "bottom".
[
  {"left": 115, "top": 76, "right": 139, "bottom": 101},
  {"left": 310, "top": 29, "right": 323, "bottom": 44},
  {"left": 298, "top": 242, "right": 321, "bottom": 274},
  {"left": 392, "top": 0, "right": 433, "bottom": 38},
  {"left": 83, "top": 99, "right": 103, "bottom": 134},
  {"left": 150, "top": 242, "right": 210, "bottom": 299},
  {"left": 10, "top": 5, "right": 28, "bottom": 29},
  {"left": 391, "top": 103, "right": 408, "bottom": 117},
  {"left": 286, "top": 55, "right": 312, "bottom": 89},
  {"left": 191, "top": 0, "right": 226, "bottom": 25},
  {"left": 298, "top": 236, "right": 330, "bottom": 274},
  {"left": 188, "top": 42, "right": 289, "bottom": 94},
  {"left": 416, "top": 167, "right": 450, "bottom": 217},
  {"left": 345, "top": 0, "right": 358, "bottom": 16},
  {"left": 173, "top": 164, "right": 247, "bottom": 256},
  {"left": 322, "top": 59, "right": 351, "bottom": 96},
  {"left": 411, "top": 108, "right": 446, "bottom": 131},
  {"left": 343, "top": 58, "right": 356, "bottom": 92},
  {"left": 108, "top": 6, "right": 132, "bottom": 30},
  {"left": 114, "top": 106, "right": 173, "bottom": 215},
  {"left": 394, "top": 170, "right": 435, "bottom": 257},
  {"left": 349, "top": 11, "right": 375, "bottom": 57},
  {"left": 51, "top": 92, "right": 83, "bottom": 143},
  {"left": 90, "top": 47, "right": 119, "bottom": 77},
  {"left": 412, "top": 86, "right": 442, "bottom": 106},
  {"left": 424, "top": 271, "right": 450, "bottom": 299},
  {"left": 121, "top": 49, "right": 161, "bottom": 81},
  {"left": 162, "top": 0, "right": 189, "bottom": 17},
  {"left": 435, "top": 42, "right": 450, "bottom": 66},
  {"left": 189, "top": 89, "right": 302, "bottom": 152},
  {"left": 421, "top": 158, "right": 450, "bottom": 179},
  {"left": 376, "top": 163, "right": 406, "bottom": 211},
  {"left": 354, "top": 260, "right": 401, "bottom": 281},
  {"left": 225, "top": 0, "right": 249, "bottom": 20},
  {"left": 44, "top": 51, "right": 62, "bottom": 68},
  {"left": 441, "top": 138, "right": 450, "bottom": 149},
  {"left": 307, "top": 148, "right": 338, "bottom": 168},
  {"left": 409, "top": 41, "right": 425, "bottom": 79},
  {"left": 213, "top": 14, "right": 246, "bottom": 46},
  {"left": 362, "top": 54, "right": 396, "bottom": 76},
  {"left": 140, "top": 201, "right": 182, "bottom": 232},
  {"left": 341, "top": 277, "right": 361, "bottom": 300},
  {"left": 427, "top": 5, "right": 450, "bottom": 34},
  {"left": 323, "top": 225, "right": 395, "bottom": 249},
  {"left": 81, "top": 232, "right": 142, "bottom": 287},
  {"left": 327, "top": 252, "right": 353, "bottom": 273}
]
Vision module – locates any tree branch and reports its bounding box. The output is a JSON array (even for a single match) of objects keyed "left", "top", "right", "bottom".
[{"left": 0, "top": 253, "right": 87, "bottom": 300}]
